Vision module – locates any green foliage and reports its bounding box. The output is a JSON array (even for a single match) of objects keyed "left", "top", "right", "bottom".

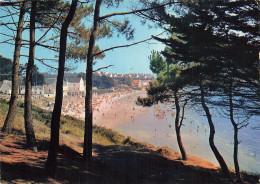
[
  {"left": 149, "top": 0, "right": 260, "bottom": 114},
  {"left": 35, "top": 0, "right": 70, "bottom": 28},
  {"left": 122, "top": 136, "right": 151, "bottom": 149},
  {"left": 112, "top": 19, "right": 134, "bottom": 40},
  {"left": 149, "top": 50, "right": 166, "bottom": 74},
  {"left": 98, "top": 24, "right": 113, "bottom": 39},
  {"left": 157, "top": 64, "right": 181, "bottom": 89},
  {"left": 0, "top": 55, "right": 12, "bottom": 81},
  {"left": 78, "top": 72, "right": 132, "bottom": 89},
  {"left": 113, "top": 76, "right": 132, "bottom": 87},
  {"left": 93, "top": 126, "right": 125, "bottom": 144},
  {"left": 0, "top": 99, "right": 126, "bottom": 145},
  {"left": 137, "top": 78, "right": 171, "bottom": 107},
  {"left": 70, "top": 4, "right": 93, "bottom": 28},
  {"left": 93, "top": 74, "right": 115, "bottom": 89},
  {"left": 22, "top": 64, "right": 45, "bottom": 86},
  {"left": 66, "top": 44, "right": 105, "bottom": 62}
]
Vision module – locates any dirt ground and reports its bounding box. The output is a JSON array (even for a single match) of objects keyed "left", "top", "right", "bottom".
[{"left": 2, "top": 133, "right": 259, "bottom": 184}]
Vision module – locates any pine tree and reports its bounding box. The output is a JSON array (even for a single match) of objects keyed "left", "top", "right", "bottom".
[
  {"left": 24, "top": 0, "right": 37, "bottom": 151},
  {"left": 45, "top": 0, "right": 78, "bottom": 177},
  {"left": 2, "top": 1, "right": 29, "bottom": 133},
  {"left": 148, "top": 0, "right": 259, "bottom": 180}
]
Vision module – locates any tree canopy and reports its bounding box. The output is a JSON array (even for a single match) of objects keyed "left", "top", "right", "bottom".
[{"left": 0, "top": 55, "right": 12, "bottom": 81}]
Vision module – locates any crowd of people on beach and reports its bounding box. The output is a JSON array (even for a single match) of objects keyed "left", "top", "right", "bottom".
[
  {"left": 60, "top": 90, "right": 134, "bottom": 119},
  {"left": 58, "top": 89, "right": 178, "bottom": 126}
]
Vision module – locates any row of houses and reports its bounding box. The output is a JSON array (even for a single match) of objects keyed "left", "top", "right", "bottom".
[
  {"left": 0, "top": 75, "right": 154, "bottom": 97},
  {"left": 0, "top": 78, "right": 85, "bottom": 98},
  {"left": 131, "top": 79, "right": 153, "bottom": 89},
  {"left": 97, "top": 72, "right": 155, "bottom": 80}
]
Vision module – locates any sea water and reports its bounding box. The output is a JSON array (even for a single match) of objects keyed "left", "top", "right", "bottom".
[{"left": 113, "top": 98, "right": 260, "bottom": 174}]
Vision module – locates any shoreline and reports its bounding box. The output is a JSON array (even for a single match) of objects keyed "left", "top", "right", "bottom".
[
  {"left": 58, "top": 90, "right": 221, "bottom": 169},
  {"left": 35, "top": 90, "right": 259, "bottom": 174},
  {"left": 1, "top": 96, "right": 260, "bottom": 183}
]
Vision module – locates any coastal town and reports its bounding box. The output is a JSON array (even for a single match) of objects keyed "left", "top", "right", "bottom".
[
  {"left": 0, "top": 72, "right": 155, "bottom": 119},
  {"left": 0, "top": 72, "right": 155, "bottom": 97}
]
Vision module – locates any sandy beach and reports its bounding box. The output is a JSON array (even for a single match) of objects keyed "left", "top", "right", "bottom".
[
  {"left": 51, "top": 89, "right": 259, "bottom": 174},
  {"left": 61, "top": 90, "right": 149, "bottom": 128}
]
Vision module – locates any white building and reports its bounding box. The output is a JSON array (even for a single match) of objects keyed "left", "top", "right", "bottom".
[
  {"left": 19, "top": 85, "right": 44, "bottom": 95},
  {"left": 19, "top": 86, "right": 25, "bottom": 94},
  {"left": 63, "top": 77, "right": 85, "bottom": 96},
  {"left": 0, "top": 80, "right": 12, "bottom": 94},
  {"left": 43, "top": 83, "right": 56, "bottom": 98},
  {"left": 32, "top": 86, "right": 44, "bottom": 95}
]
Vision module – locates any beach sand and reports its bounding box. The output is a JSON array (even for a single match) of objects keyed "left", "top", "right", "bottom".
[{"left": 61, "top": 90, "right": 148, "bottom": 129}]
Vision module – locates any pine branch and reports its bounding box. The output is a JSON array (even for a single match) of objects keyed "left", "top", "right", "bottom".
[
  {"left": 93, "top": 65, "right": 114, "bottom": 72},
  {"left": 0, "top": 12, "right": 19, "bottom": 18},
  {"left": 0, "top": 41, "right": 15, "bottom": 46},
  {"left": 38, "top": 35, "right": 60, "bottom": 44},
  {"left": 0, "top": 32, "right": 15, "bottom": 38},
  {"left": 0, "top": 22, "right": 19, "bottom": 25},
  {"left": 0, "top": 39, "right": 14, "bottom": 44},
  {"left": 2, "top": 22, "right": 17, "bottom": 32},
  {"left": 20, "top": 55, "right": 60, "bottom": 70},
  {"left": 99, "top": 1, "right": 178, "bottom": 20},
  {"left": 35, "top": 58, "right": 59, "bottom": 70},
  {"left": 136, "top": 11, "right": 161, "bottom": 22},
  {"left": 93, "top": 31, "right": 165, "bottom": 56},
  {"left": 0, "top": 1, "right": 25, "bottom": 6},
  {"left": 36, "top": 43, "right": 59, "bottom": 52},
  {"left": 35, "top": 58, "right": 73, "bottom": 71},
  {"left": 5, "top": 6, "right": 18, "bottom": 30},
  {"left": 36, "top": 5, "right": 66, "bottom": 44},
  {"left": 26, "top": 26, "right": 61, "bottom": 30}
]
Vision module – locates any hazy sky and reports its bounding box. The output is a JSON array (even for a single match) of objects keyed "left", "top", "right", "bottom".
[{"left": 0, "top": 1, "right": 167, "bottom": 74}]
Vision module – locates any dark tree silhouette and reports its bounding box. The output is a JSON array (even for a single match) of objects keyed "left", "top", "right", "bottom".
[
  {"left": 200, "top": 83, "right": 230, "bottom": 178},
  {"left": 83, "top": 0, "right": 179, "bottom": 163},
  {"left": 45, "top": 0, "right": 78, "bottom": 177},
  {"left": 173, "top": 91, "right": 187, "bottom": 160},
  {"left": 0, "top": 56, "right": 12, "bottom": 81},
  {"left": 24, "top": 0, "right": 37, "bottom": 151},
  {"left": 83, "top": 0, "right": 102, "bottom": 162},
  {"left": 137, "top": 47, "right": 190, "bottom": 160},
  {"left": 2, "top": 1, "right": 28, "bottom": 133}
]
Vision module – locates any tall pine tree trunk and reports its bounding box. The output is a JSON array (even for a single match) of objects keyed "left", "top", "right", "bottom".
[
  {"left": 200, "top": 84, "right": 230, "bottom": 178},
  {"left": 24, "top": 0, "right": 37, "bottom": 151},
  {"left": 2, "top": 2, "right": 28, "bottom": 133},
  {"left": 83, "top": 0, "right": 102, "bottom": 162},
  {"left": 229, "top": 80, "right": 243, "bottom": 183},
  {"left": 174, "top": 91, "right": 187, "bottom": 160},
  {"left": 45, "top": 0, "right": 78, "bottom": 177}
]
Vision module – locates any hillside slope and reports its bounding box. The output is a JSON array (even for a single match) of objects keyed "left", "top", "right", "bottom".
[{"left": 0, "top": 98, "right": 259, "bottom": 183}]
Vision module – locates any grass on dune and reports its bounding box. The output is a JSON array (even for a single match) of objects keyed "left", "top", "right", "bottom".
[{"left": 0, "top": 98, "right": 126, "bottom": 146}]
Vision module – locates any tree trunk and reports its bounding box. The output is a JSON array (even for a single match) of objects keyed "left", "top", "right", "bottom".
[
  {"left": 229, "top": 80, "right": 243, "bottom": 183},
  {"left": 45, "top": 0, "right": 78, "bottom": 177},
  {"left": 24, "top": 0, "right": 37, "bottom": 151},
  {"left": 174, "top": 91, "right": 187, "bottom": 160},
  {"left": 83, "top": 0, "right": 102, "bottom": 162},
  {"left": 2, "top": 2, "right": 28, "bottom": 133},
  {"left": 200, "top": 84, "right": 230, "bottom": 178}
]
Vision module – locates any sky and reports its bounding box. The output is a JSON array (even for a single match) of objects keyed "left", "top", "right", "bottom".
[{"left": 0, "top": 1, "right": 168, "bottom": 74}]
